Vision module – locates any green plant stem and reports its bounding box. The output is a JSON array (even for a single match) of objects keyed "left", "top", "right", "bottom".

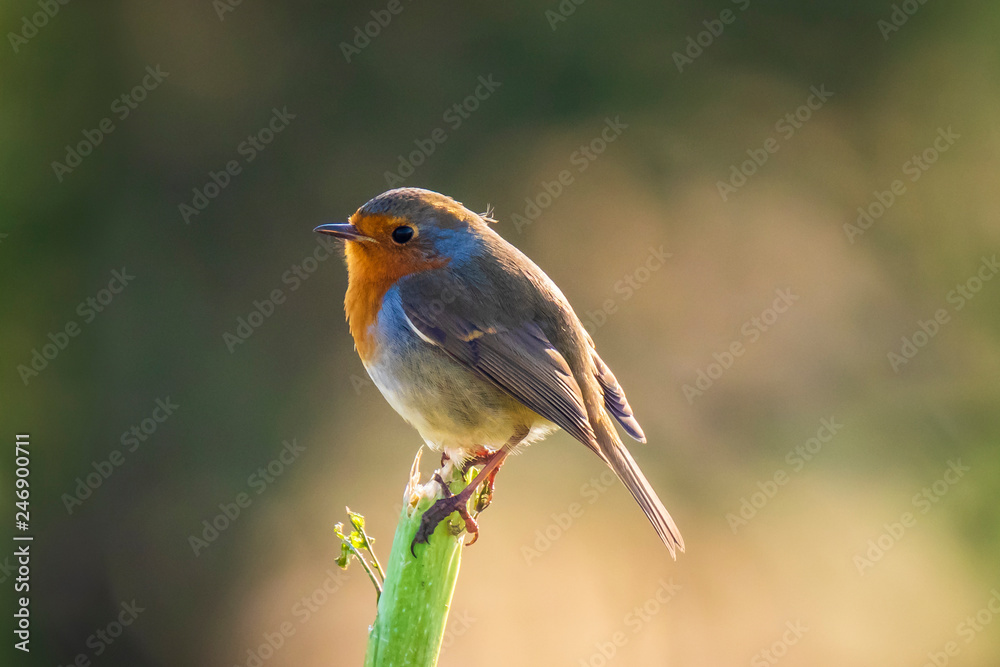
[
  {"left": 364, "top": 450, "right": 473, "bottom": 667},
  {"left": 348, "top": 540, "right": 384, "bottom": 600},
  {"left": 353, "top": 515, "right": 386, "bottom": 582}
]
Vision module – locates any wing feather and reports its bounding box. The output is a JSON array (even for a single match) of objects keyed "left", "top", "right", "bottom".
[
  {"left": 592, "top": 350, "right": 646, "bottom": 442},
  {"left": 400, "top": 291, "right": 597, "bottom": 450}
]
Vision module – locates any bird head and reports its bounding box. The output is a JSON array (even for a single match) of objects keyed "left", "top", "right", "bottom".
[{"left": 315, "top": 188, "right": 487, "bottom": 282}]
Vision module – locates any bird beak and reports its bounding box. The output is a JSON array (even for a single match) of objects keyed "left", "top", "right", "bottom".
[{"left": 313, "top": 223, "right": 373, "bottom": 242}]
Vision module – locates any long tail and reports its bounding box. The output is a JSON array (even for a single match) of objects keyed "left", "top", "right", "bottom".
[{"left": 601, "top": 428, "right": 685, "bottom": 559}]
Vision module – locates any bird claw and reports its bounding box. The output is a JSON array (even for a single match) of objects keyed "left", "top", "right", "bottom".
[
  {"left": 410, "top": 440, "right": 518, "bottom": 557},
  {"left": 410, "top": 489, "right": 479, "bottom": 556}
]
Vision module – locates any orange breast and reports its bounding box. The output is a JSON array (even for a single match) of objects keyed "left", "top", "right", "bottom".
[
  {"left": 343, "top": 218, "right": 448, "bottom": 361},
  {"left": 344, "top": 250, "right": 397, "bottom": 362}
]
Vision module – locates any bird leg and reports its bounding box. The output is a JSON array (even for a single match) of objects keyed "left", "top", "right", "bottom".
[
  {"left": 473, "top": 456, "right": 506, "bottom": 515},
  {"left": 453, "top": 445, "right": 506, "bottom": 514},
  {"left": 411, "top": 449, "right": 506, "bottom": 552},
  {"left": 440, "top": 447, "right": 502, "bottom": 513},
  {"left": 430, "top": 472, "right": 481, "bottom": 543},
  {"left": 411, "top": 427, "right": 527, "bottom": 554}
]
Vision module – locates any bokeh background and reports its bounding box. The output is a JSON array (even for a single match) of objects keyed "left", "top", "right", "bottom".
[{"left": 2, "top": 1, "right": 999, "bottom": 665}]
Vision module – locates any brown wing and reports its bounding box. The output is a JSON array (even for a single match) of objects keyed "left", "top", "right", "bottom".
[{"left": 399, "top": 284, "right": 598, "bottom": 452}]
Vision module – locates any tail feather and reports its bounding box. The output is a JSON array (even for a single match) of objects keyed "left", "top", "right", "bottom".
[
  {"left": 603, "top": 435, "right": 685, "bottom": 559},
  {"left": 575, "top": 350, "right": 684, "bottom": 558}
]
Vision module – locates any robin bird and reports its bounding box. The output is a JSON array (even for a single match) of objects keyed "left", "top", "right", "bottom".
[{"left": 315, "top": 188, "right": 684, "bottom": 558}]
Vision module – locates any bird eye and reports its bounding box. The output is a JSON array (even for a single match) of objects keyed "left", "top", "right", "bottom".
[{"left": 391, "top": 225, "right": 414, "bottom": 244}]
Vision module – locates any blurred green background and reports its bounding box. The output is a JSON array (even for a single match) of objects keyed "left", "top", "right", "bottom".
[{"left": 2, "top": 1, "right": 999, "bottom": 665}]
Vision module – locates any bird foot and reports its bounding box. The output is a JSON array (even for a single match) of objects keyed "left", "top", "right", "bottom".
[
  {"left": 410, "top": 436, "right": 521, "bottom": 557},
  {"left": 411, "top": 474, "right": 480, "bottom": 555},
  {"left": 461, "top": 447, "right": 506, "bottom": 514}
]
